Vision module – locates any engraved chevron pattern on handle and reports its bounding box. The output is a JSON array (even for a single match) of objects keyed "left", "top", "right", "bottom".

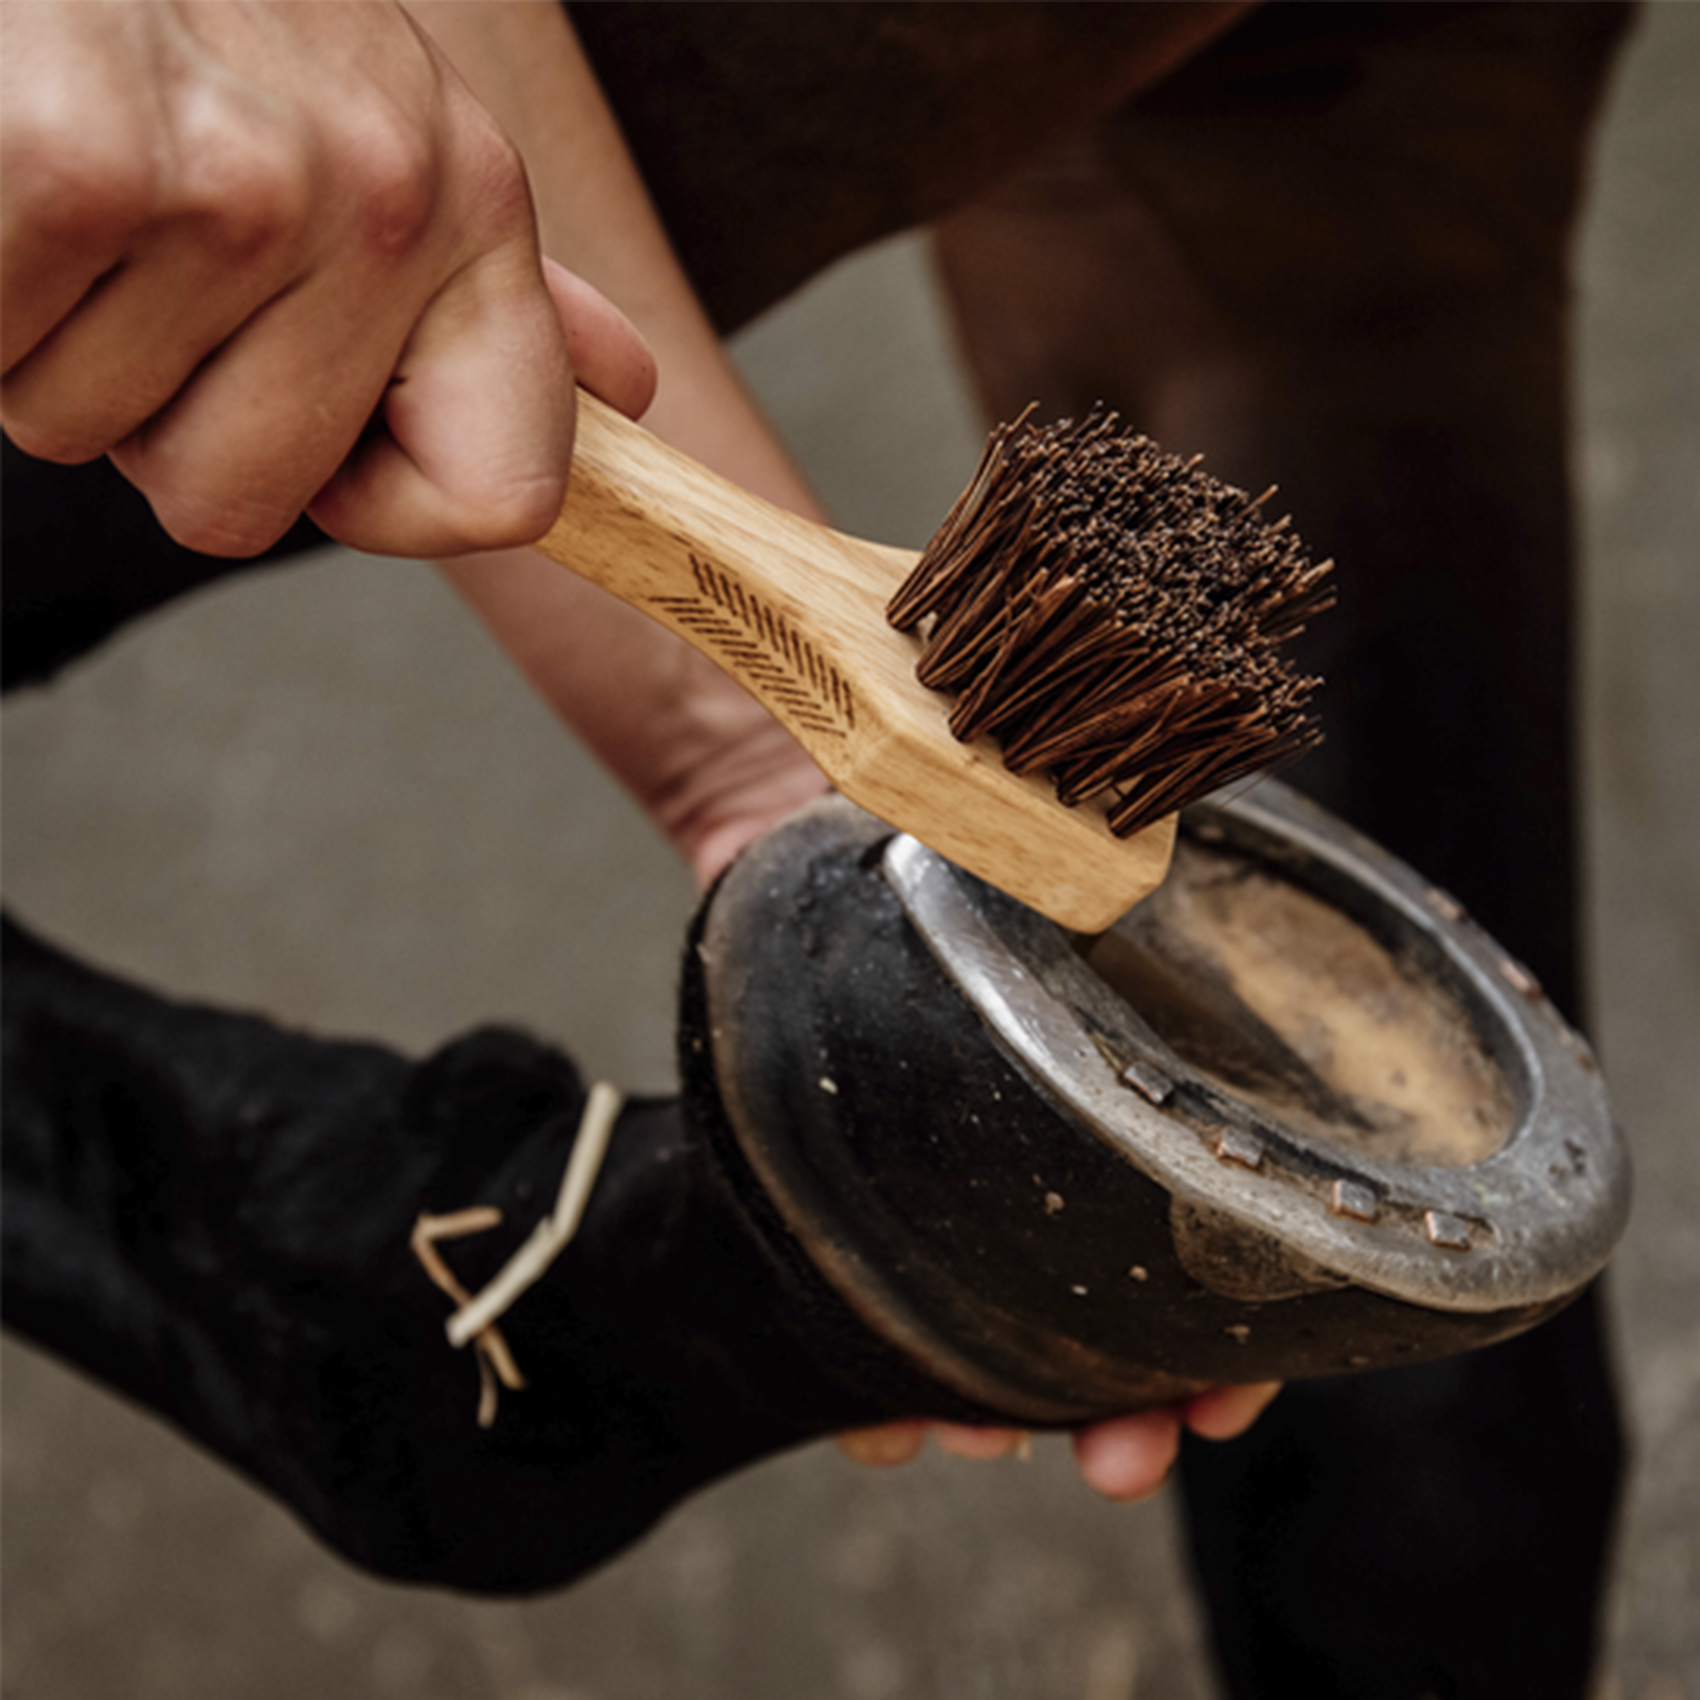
[{"left": 648, "top": 555, "right": 856, "bottom": 739}]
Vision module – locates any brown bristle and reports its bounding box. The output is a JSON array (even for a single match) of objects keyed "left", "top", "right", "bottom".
[{"left": 886, "top": 406, "right": 1335, "bottom": 838}]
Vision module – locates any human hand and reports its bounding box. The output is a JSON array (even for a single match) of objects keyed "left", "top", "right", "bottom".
[
  {"left": 835, "top": 1384, "right": 1282, "bottom": 1501},
  {"left": 0, "top": 0, "right": 653, "bottom": 559}
]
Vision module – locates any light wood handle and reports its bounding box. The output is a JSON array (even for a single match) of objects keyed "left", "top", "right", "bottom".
[{"left": 531, "top": 393, "right": 1175, "bottom": 931}]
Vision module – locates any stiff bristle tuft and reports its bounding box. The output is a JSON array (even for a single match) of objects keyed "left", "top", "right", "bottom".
[{"left": 887, "top": 406, "right": 1335, "bottom": 838}]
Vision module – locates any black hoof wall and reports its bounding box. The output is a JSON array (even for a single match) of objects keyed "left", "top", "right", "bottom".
[{"left": 691, "top": 785, "right": 1629, "bottom": 1424}]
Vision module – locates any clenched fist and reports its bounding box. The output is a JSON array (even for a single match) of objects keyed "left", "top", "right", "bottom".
[{"left": 0, "top": 0, "right": 652, "bottom": 558}]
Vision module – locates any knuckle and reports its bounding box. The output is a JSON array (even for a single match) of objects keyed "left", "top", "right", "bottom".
[
  {"left": 173, "top": 95, "right": 314, "bottom": 267},
  {"left": 2, "top": 128, "right": 156, "bottom": 253},
  {"left": 121, "top": 444, "right": 292, "bottom": 558},
  {"left": 155, "top": 491, "right": 290, "bottom": 559},
  {"left": 341, "top": 110, "right": 441, "bottom": 265},
  {"left": 489, "top": 469, "right": 569, "bottom": 545},
  {"left": 205, "top": 152, "right": 311, "bottom": 269},
  {"left": 0, "top": 370, "right": 140, "bottom": 465},
  {"left": 452, "top": 468, "right": 567, "bottom": 554},
  {"left": 0, "top": 407, "right": 93, "bottom": 466},
  {"left": 451, "top": 113, "right": 533, "bottom": 243}
]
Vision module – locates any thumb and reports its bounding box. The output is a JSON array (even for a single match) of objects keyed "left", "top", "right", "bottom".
[
  {"left": 308, "top": 244, "right": 580, "bottom": 559},
  {"left": 541, "top": 258, "right": 657, "bottom": 421}
]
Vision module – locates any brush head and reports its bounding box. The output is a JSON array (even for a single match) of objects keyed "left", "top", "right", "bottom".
[{"left": 887, "top": 407, "right": 1335, "bottom": 838}]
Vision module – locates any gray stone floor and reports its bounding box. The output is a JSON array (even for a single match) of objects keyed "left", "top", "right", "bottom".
[{"left": 3, "top": 5, "right": 1696, "bottom": 1697}]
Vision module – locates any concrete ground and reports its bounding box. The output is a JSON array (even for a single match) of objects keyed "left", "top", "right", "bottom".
[{"left": 3, "top": 5, "right": 1696, "bottom": 1697}]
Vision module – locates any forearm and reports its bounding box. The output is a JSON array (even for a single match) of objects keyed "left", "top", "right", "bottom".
[
  {"left": 402, "top": 2, "right": 827, "bottom": 871},
  {"left": 400, "top": 4, "right": 811, "bottom": 492},
  {"left": 437, "top": 551, "right": 828, "bottom": 885}
]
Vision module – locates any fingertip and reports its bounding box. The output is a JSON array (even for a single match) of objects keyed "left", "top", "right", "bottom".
[
  {"left": 1071, "top": 1411, "right": 1181, "bottom": 1503},
  {"left": 307, "top": 434, "right": 569, "bottom": 559},
  {"left": 834, "top": 1422, "right": 929, "bottom": 1469},
  {"left": 309, "top": 244, "right": 590, "bottom": 559},
  {"left": 1183, "top": 1381, "right": 1283, "bottom": 1441},
  {"left": 541, "top": 258, "right": 657, "bottom": 420},
  {"left": 110, "top": 431, "right": 306, "bottom": 559},
  {"left": 934, "top": 1423, "right": 1029, "bottom": 1461}
]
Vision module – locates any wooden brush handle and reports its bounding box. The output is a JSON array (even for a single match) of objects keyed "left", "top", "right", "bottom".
[
  {"left": 530, "top": 392, "right": 1175, "bottom": 931},
  {"left": 534, "top": 391, "right": 915, "bottom": 751}
]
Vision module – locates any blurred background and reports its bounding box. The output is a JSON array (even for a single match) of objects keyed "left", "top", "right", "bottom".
[{"left": 3, "top": 4, "right": 1696, "bottom": 1697}]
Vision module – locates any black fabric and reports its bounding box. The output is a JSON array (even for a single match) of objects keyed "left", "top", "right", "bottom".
[
  {"left": 568, "top": 1, "right": 1248, "bottom": 335},
  {"left": 1, "top": 910, "right": 965, "bottom": 1592},
  {"left": 0, "top": 434, "right": 324, "bottom": 693},
  {"left": 1178, "top": 1290, "right": 1624, "bottom": 1700}
]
